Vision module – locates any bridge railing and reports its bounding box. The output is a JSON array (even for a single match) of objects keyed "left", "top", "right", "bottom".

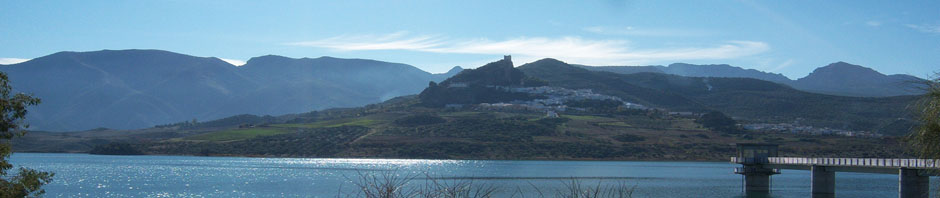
[
  {"left": 763, "top": 157, "right": 940, "bottom": 169},
  {"left": 731, "top": 157, "right": 768, "bottom": 164}
]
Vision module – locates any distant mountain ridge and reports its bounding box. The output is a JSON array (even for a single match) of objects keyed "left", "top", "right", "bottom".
[
  {"left": 790, "top": 62, "right": 924, "bottom": 97},
  {"left": 580, "top": 62, "right": 926, "bottom": 97},
  {"left": 0, "top": 49, "right": 459, "bottom": 131},
  {"left": 518, "top": 59, "right": 916, "bottom": 135},
  {"left": 0, "top": 49, "right": 925, "bottom": 131},
  {"left": 409, "top": 57, "right": 914, "bottom": 135}
]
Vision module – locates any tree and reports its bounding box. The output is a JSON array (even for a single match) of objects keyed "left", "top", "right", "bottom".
[
  {"left": 0, "top": 71, "right": 53, "bottom": 197},
  {"left": 696, "top": 111, "right": 740, "bottom": 133},
  {"left": 910, "top": 75, "right": 940, "bottom": 159}
]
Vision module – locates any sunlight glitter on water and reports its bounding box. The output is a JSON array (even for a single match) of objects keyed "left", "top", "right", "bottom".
[{"left": 10, "top": 153, "right": 931, "bottom": 198}]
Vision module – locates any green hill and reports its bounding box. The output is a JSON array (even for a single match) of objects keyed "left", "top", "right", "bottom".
[
  {"left": 518, "top": 58, "right": 916, "bottom": 135},
  {"left": 12, "top": 57, "right": 919, "bottom": 161}
]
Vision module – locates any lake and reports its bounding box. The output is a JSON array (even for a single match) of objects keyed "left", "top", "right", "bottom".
[{"left": 9, "top": 153, "right": 934, "bottom": 197}]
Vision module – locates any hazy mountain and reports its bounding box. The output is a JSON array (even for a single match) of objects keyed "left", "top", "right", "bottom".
[
  {"left": 0, "top": 50, "right": 458, "bottom": 131},
  {"left": 433, "top": 66, "right": 464, "bottom": 82},
  {"left": 519, "top": 58, "right": 916, "bottom": 135},
  {"left": 791, "top": 62, "right": 925, "bottom": 97},
  {"left": 581, "top": 63, "right": 791, "bottom": 84},
  {"left": 576, "top": 64, "right": 666, "bottom": 75},
  {"left": 0, "top": 50, "right": 254, "bottom": 131},
  {"left": 233, "top": 55, "right": 440, "bottom": 115},
  {"left": 580, "top": 62, "right": 925, "bottom": 97}
]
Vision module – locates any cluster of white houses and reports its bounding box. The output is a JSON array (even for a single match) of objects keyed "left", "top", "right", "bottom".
[
  {"left": 448, "top": 85, "right": 883, "bottom": 137},
  {"left": 742, "top": 123, "right": 883, "bottom": 137},
  {"left": 467, "top": 86, "right": 648, "bottom": 114}
]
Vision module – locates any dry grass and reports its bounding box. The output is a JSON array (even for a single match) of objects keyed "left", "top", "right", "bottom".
[{"left": 337, "top": 171, "right": 635, "bottom": 198}]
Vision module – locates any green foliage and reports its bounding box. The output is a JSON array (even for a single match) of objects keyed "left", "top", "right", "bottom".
[
  {"left": 565, "top": 99, "right": 622, "bottom": 112},
  {"left": 384, "top": 117, "right": 557, "bottom": 142},
  {"left": 418, "top": 85, "right": 540, "bottom": 108},
  {"left": 535, "top": 117, "right": 571, "bottom": 126},
  {"left": 273, "top": 119, "right": 378, "bottom": 129},
  {"left": 89, "top": 142, "right": 144, "bottom": 155},
  {"left": 0, "top": 74, "right": 40, "bottom": 139},
  {"left": 156, "top": 114, "right": 278, "bottom": 129},
  {"left": 393, "top": 114, "right": 446, "bottom": 127},
  {"left": 598, "top": 122, "right": 632, "bottom": 127},
  {"left": 695, "top": 111, "right": 740, "bottom": 133},
  {"left": 563, "top": 115, "right": 609, "bottom": 121},
  {"left": 909, "top": 76, "right": 940, "bottom": 159},
  {"left": 612, "top": 134, "right": 645, "bottom": 142},
  {"left": 186, "top": 128, "right": 290, "bottom": 141},
  {"left": 0, "top": 72, "right": 53, "bottom": 197},
  {"left": 149, "top": 126, "right": 369, "bottom": 157},
  {"left": 521, "top": 76, "right": 548, "bottom": 87}
]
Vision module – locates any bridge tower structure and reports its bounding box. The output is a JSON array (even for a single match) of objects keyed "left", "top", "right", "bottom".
[{"left": 733, "top": 143, "right": 780, "bottom": 193}]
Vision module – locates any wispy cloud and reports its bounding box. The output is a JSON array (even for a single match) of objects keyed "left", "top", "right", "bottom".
[
  {"left": 218, "top": 58, "right": 246, "bottom": 66},
  {"left": 289, "top": 31, "right": 446, "bottom": 51},
  {"left": 286, "top": 32, "right": 769, "bottom": 66},
  {"left": 769, "top": 59, "right": 795, "bottom": 72},
  {"left": 0, "top": 58, "right": 29, "bottom": 65},
  {"left": 866, "top": 21, "right": 882, "bottom": 27},
  {"left": 582, "top": 26, "right": 712, "bottom": 37},
  {"left": 906, "top": 24, "right": 940, "bottom": 34}
]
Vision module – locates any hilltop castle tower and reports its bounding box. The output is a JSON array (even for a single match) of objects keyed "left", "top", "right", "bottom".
[{"left": 503, "top": 55, "right": 511, "bottom": 62}]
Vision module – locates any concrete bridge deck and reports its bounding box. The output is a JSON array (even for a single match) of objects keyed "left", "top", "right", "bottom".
[
  {"left": 732, "top": 157, "right": 940, "bottom": 175},
  {"left": 730, "top": 143, "right": 940, "bottom": 198}
]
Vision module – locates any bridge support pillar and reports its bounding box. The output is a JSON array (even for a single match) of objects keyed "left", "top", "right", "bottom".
[
  {"left": 744, "top": 172, "right": 771, "bottom": 192},
  {"left": 811, "top": 166, "right": 835, "bottom": 198},
  {"left": 899, "top": 168, "right": 929, "bottom": 198},
  {"left": 738, "top": 165, "right": 777, "bottom": 193}
]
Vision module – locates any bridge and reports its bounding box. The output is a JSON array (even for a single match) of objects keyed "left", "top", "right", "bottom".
[{"left": 731, "top": 143, "right": 938, "bottom": 198}]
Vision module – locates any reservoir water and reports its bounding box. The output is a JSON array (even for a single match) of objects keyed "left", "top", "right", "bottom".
[{"left": 10, "top": 153, "right": 934, "bottom": 197}]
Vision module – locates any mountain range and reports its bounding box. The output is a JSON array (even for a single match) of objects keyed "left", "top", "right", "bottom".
[
  {"left": 420, "top": 57, "right": 916, "bottom": 134},
  {"left": 13, "top": 57, "right": 918, "bottom": 159},
  {"left": 0, "top": 49, "right": 927, "bottom": 131},
  {"left": 580, "top": 62, "right": 925, "bottom": 97},
  {"left": 0, "top": 50, "right": 460, "bottom": 131},
  {"left": 520, "top": 59, "right": 916, "bottom": 135}
]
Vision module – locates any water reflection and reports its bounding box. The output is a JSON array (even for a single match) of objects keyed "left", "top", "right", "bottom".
[{"left": 8, "top": 153, "right": 929, "bottom": 197}]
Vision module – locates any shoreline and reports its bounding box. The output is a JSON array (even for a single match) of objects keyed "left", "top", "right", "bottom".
[{"left": 14, "top": 151, "right": 731, "bottom": 163}]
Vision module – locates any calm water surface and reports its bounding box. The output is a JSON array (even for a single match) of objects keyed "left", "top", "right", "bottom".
[{"left": 9, "top": 153, "right": 934, "bottom": 197}]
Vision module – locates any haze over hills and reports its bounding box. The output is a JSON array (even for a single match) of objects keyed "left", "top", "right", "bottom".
[
  {"left": 580, "top": 62, "right": 926, "bottom": 97},
  {"left": 0, "top": 49, "right": 460, "bottom": 131},
  {"left": 0, "top": 49, "right": 924, "bottom": 132},
  {"left": 15, "top": 57, "right": 912, "bottom": 160},
  {"left": 417, "top": 57, "right": 915, "bottom": 135},
  {"left": 519, "top": 59, "right": 916, "bottom": 135}
]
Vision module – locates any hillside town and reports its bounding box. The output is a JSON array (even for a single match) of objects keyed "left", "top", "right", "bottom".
[
  {"left": 470, "top": 86, "right": 648, "bottom": 113},
  {"left": 742, "top": 122, "right": 883, "bottom": 138}
]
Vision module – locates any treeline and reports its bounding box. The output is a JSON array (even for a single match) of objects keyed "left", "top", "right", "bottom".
[
  {"left": 89, "top": 142, "right": 144, "bottom": 155},
  {"left": 384, "top": 116, "right": 562, "bottom": 142},
  {"left": 145, "top": 126, "right": 369, "bottom": 157}
]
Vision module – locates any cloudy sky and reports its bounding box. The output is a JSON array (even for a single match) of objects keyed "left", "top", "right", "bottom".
[{"left": 1, "top": 0, "right": 938, "bottom": 79}]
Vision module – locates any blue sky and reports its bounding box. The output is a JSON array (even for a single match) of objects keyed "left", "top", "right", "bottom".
[{"left": 1, "top": 0, "right": 938, "bottom": 79}]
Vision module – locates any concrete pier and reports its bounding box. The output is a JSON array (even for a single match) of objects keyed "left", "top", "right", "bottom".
[
  {"left": 899, "top": 168, "right": 929, "bottom": 198},
  {"left": 743, "top": 170, "right": 771, "bottom": 192},
  {"left": 731, "top": 143, "right": 938, "bottom": 198},
  {"left": 811, "top": 166, "right": 835, "bottom": 198}
]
